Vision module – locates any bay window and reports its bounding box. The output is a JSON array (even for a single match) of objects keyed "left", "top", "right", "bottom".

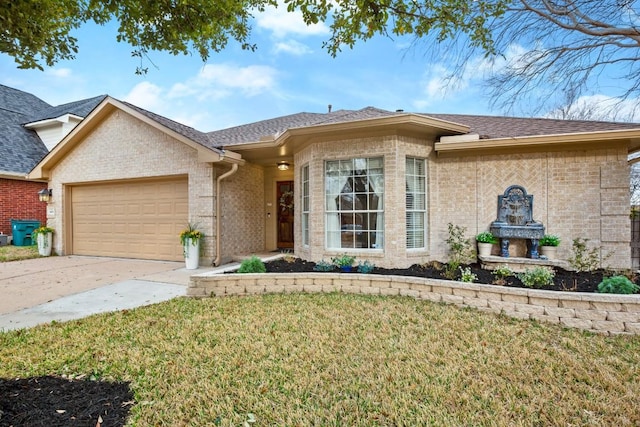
[{"left": 325, "top": 158, "right": 384, "bottom": 249}]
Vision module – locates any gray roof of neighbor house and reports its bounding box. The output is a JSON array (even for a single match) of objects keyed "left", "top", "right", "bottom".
[
  {"left": 0, "top": 84, "right": 104, "bottom": 175},
  {"left": 207, "top": 106, "right": 640, "bottom": 147}
]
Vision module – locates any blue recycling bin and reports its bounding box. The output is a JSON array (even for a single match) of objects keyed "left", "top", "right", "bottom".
[{"left": 11, "top": 219, "right": 40, "bottom": 246}]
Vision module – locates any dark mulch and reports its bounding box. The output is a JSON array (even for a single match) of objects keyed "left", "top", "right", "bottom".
[
  {"left": 264, "top": 258, "right": 630, "bottom": 293},
  {"left": 0, "top": 376, "right": 133, "bottom": 427}
]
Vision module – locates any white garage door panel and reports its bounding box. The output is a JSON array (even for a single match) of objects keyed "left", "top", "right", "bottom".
[{"left": 71, "top": 178, "right": 188, "bottom": 261}]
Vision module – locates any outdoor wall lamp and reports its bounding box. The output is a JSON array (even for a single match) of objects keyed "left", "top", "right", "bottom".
[
  {"left": 38, "top": 188, "right": 52, "bottom": 202},
  {"left": 277, "top": 162, "right": 290, "bottom": 171}
]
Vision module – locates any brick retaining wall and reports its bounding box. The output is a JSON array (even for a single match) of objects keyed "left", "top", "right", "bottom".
[{"left": 189, "top": 273, "right": 640, "bottom": 336}]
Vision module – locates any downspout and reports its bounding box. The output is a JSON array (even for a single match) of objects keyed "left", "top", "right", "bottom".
[{"left": 213, "top": 163, "right": 239, "bottom": 266}]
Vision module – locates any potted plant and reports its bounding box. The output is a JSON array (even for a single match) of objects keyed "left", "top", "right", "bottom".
[
  {"left": 539, "top": 234, "right": 560, "bottom": 260},
  {"left": 32, "top": 226, "right": 54, "bottom": 257},
  {"left": 476, "top": 231, "right": 497, "bottom": 258},
  {"left": 179, "top": 223, "right": 202, "bottom": 269},
  {"left": 332, "top": 253, "right": 356, "bottom": 272}
]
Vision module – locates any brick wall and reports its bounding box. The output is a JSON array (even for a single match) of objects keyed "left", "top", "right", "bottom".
[
  {"left": 47, "top": 110, "right": 217, "bottom": 262},
  {"left": 188, "top": 273, "right": 640, "bottom": 336},
  {"left": 294, "top": 136, "right": 631, "bottom": 270},
  {"left": 0, "top": 179, "right": 47, "bottom": 238},
  {"left": 218, "top": 162, "right": 265, "bottom": 264}
]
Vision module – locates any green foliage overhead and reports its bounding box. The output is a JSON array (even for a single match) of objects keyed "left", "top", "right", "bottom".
[
  {"left": 0, "top": 0, "right": 276, "bottom": 72},
  {"left": 0, "top": 0, "right": 505, "bottom": 72}
]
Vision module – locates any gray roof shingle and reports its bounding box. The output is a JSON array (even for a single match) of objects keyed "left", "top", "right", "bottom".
[
  {"left": 207, "top": 107, "right": 640, "bottom": 148},
  {"left": 28, "top": 95, "right": 107, "bottom": 123},
  {"left": 0, "top": 85, "right": 52, "bottom": 174}
]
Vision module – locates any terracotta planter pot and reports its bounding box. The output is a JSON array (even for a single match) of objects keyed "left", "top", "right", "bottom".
[
  {"left": 37, "top": 233, "right": 52, "bottom": 257},
  {"left": 184, "top": 238, "right": 200, "bottom": 269},
  {"left": 540, "top": 245, "right": 558, "bottom": 260}
]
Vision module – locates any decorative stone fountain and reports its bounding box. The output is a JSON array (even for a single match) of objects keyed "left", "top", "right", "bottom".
[{"left": 489, "top": 185, "right": 545, "bottom": 258}]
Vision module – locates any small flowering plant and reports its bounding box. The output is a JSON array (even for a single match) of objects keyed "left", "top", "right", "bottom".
[
  {"left": 32, "top": 226, "right": 54, "bottom": 238},
  {"left": 179, "top": 223, "right": 202, "bottom": 246}
]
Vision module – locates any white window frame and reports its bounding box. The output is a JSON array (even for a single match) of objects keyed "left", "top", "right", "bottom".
[
  {"left": 325, "top": 157, "right": 384, "bottom": 250},
  {"left": 406, "top": 157, "right": 427, "bottom": 250},
  {"left": 301, "top": 164, "right": 310, "bottom": 247}
]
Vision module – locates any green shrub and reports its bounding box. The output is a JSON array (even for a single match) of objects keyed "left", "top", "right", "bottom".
[
  {"left": 476, "top": 231, "right": 498, "bottom": 244},
  {"left": 313, "top": 260, "right": 335, "bottom": 272},
  {"left": 518, "top": 267, "right": 555, "bottom": 288},
  {"left": 597, "top": 276, "right": 640, "bottom": 294},
  {"left": 539, "top": 234, "right": 560, "bottom": 247},
  {"left": 444, "top": 223, "right": 475, "bottom": 279},
  {"left": 237, "top": 256, "right": 266, "bottom": 273},
  {"left": 492, "top": 265, "right": 513, "bottom": 285},
  {"left": 569, "top": 238, "right": 611, "bottom": 272},
  {"left": 332, "top": 254, "right": 356, "bottom": 268},
  {"left": 357, "top": 260, "right": 375, "bottom": 274},
  {"left": 459, "top": 266, "right": 477, "bottom": 283}
]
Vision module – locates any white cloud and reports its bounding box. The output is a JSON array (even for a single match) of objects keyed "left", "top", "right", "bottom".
[
  {"left": 273, "top": 40, "right": 312, "bottom": 56},
  {"left": 168, "top": 63, "right": 278, "bottom": 99},
  {"left": 256, "top": 4, "right": 329, "bottom": 38},
  {"left": 123, "top": 81, "right": 166, "bottom": 111},
  {"left": 546, "top": 94, "right": 640, "bottom": 122},
  {"left": 45, "top": 68, "right": 72, "bottom": 78}
]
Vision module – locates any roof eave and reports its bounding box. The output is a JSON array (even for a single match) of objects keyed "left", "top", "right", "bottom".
[
  {"left": 435, "top": 129, "right": 640, "bottom": 153},
  {"left": 28, "top": 97, "right": 236, "bottom": 180},
  {"left": 225, "top": 113, "right": 471, "bottom": 151},
  {"left": 24, "top": 113, "right": 83, "bottom": 128}
]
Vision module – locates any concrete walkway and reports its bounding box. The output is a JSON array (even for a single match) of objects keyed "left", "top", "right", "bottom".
[{"left": 0, "top": 256, "right": 208, "bottom": 331}]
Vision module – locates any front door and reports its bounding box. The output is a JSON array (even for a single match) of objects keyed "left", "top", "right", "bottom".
[{"left": 277, "top": 181, "right": 294, "bottom": 249}]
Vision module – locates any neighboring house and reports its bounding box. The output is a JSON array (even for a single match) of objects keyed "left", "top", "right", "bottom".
[
  {"left": 28, "top": 96, "right": 640, "bottom": 270},
  {"left": 0, "top": 84, "right": 104, "bottom": 241}
]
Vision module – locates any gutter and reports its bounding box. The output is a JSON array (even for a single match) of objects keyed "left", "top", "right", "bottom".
[{"left": 213, "top": 163, "right": 239, "bottom": 266}]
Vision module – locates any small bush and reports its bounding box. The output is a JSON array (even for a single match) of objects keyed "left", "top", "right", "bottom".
[
  {"left": 492, "top": 265, "right": 513, "bottom": 285},
  {"left": 476, "top": 231, "right": 498, "bottom": 244},
  {"left": 237, "top": 256, "right": 266, "bottom": 273},
  {"left": 539, "top": 234, "right": 560, "bottom": 247},
  {"left": 597, "top": 276, "right": 640, "bottom": 294},
  {"left": 357, "top": 260, "right": 375, "bottom": 274},
  {"left": 313, "top": 260, "right": 335, "bottom": 272},
  {"left": 569, "top": 238, "right": 612, "bottom": 272},
  {"left": 332, "top": 254, "right": 356, "bottom": 268},
  {"left": 444, "top": 223, "right": 475, "bottom": 279},
  {"left": 518, "top": 267, "right": 555, "bottom": 288},
  {"left": 459, "top": 266, "right": 477, "bottom": 283}
]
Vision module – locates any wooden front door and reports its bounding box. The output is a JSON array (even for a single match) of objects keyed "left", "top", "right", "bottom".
[{"left": 277, "top": 181, "right": 294, "bottom": 249}]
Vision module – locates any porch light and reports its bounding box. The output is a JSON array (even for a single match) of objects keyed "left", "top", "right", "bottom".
[
  {"left": 277, "top": 162, "right": 290, "bottom": 171},
  {"left": 38, "top": 188, "right": 52, "bottom": 202}
]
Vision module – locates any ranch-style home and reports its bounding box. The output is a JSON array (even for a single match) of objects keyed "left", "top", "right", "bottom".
[{"left": 27, "top": 96, "right": 640, "bottom": 270}]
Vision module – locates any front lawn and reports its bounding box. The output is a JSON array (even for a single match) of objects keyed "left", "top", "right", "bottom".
[
  {"left": 1, "top": 293, "right": 639, "bottom": 425},
  {"left": 0, "top": 245, "right": 39, "bottom": 262}
]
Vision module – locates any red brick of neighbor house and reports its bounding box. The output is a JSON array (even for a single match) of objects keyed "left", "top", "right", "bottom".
[{"left": 0, "top": 179, "right": 47, "bottom": 238}]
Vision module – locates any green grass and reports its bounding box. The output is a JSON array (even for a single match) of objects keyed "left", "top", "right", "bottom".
[
  {"left": 0, "top": 245, "right": 40, "bottom": 262},
  {"left": 1, "top": 293, "right": 640, "bottom": 426}
]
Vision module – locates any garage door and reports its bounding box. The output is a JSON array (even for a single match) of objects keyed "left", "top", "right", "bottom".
[{"left": 71, "top": 178, "right": 188, "bottom": 261}]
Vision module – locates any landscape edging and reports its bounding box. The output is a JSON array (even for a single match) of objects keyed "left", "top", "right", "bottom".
[{"left": 188, "top": 272, "right": 640, "bottom": 336}]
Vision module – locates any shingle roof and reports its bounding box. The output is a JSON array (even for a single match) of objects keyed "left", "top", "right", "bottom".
[
  {"left": 122, "top": 101, "right": 223, "bottom": 153},
  {"left": 207, "top": 107, "right": 640, "bottom": 148},
  {"left": 424, "top": 113, "right": 640, "bottom": 139},
  {"left": 207, "top": 107, "right": 401, "bottom": 146},
  {"left": 0, "top": 85, "right": 52, "bottom": 174},
  {"left": 28, "top": 95, "right": 107, "bottom": 123}
]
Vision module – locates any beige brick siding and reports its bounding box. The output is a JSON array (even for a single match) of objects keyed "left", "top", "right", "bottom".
[
  {"left": 218, "top": 162, "right": 265, "bottom": 264},
  {"left": 294, "top": 135, "right": 630, "bottom": 269},
  {"left": 47, "top": 110, "right": 217, "bottom": 263}
]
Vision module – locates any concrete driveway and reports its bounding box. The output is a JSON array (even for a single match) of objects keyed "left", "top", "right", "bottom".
[{"left": 0, "top": 256, "right": 208, "bottom": 331}]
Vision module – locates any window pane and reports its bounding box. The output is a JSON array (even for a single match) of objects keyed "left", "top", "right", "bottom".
[
  {"left": 406, "top": 157, "right": 426, "bottom": 249},
  {"left": 325, "top": 157, "right": 384, "bottom": 250}
]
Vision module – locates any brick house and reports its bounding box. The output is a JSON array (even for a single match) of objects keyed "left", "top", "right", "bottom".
[
  {"left": 28, "top": 96, "right": 640, "bottom": 269},
  {"left": 0, "top": 84, "right": 104, "bottom": 242}
]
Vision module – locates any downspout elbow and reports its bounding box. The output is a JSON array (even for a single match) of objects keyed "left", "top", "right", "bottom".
[{"left": 213, "top": 163, "right": 239, "bottom": 266}]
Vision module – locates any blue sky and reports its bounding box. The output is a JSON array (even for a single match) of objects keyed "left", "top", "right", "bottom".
[{"left": 0, "top": 5, "right": 634, "bottom": 131}]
